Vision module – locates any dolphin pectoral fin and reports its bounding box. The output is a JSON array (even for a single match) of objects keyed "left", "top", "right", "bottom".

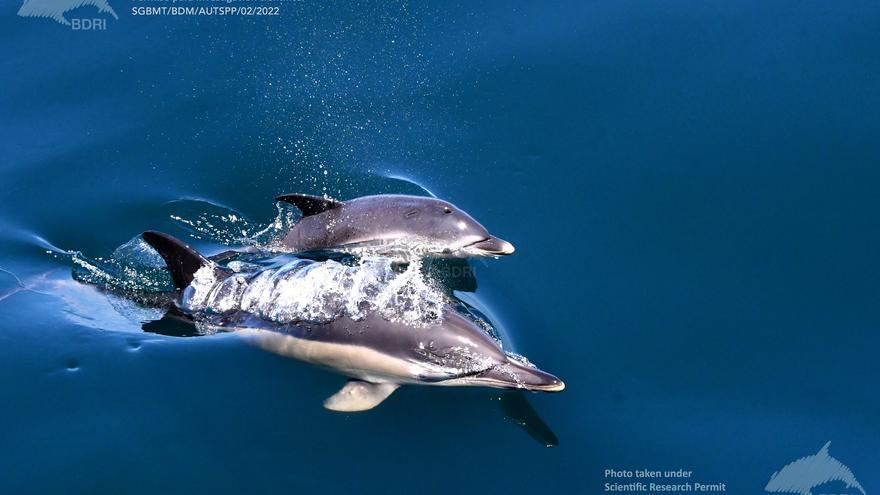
[
  {"left": 323, "top": 380, "right": 399, "bottom": 412},
  {"left": 498, "top": 392, "right": 560, "bottom": 448},
  {"left": 276, "top": 193, "right": 343, "bottom": 217}
]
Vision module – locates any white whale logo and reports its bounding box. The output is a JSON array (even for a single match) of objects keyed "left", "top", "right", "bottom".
[
  {"left": 17, "top": 0, "right": 117, "bottom": 26},
  {"left": 766, "top": 442, "right": 865, "bottom": 495}
]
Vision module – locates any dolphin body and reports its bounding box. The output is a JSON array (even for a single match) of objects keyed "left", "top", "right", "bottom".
[
  {"left": 275, "top": 193, "right": 515, "bottom": 258},
  {"left": 765, "top": 442, "right": 865, "bottom": 495},
  {"left": 141, "top": 231, "right": 562, "bottom": 412}
]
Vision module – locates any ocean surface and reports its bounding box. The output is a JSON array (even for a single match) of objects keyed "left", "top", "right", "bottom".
[{"left": 2, "top": 1, "right": 879, "bottom": 493}]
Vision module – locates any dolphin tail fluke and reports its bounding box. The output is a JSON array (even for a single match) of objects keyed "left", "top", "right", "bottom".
[
  {"left": 323, "top": 380, "right": 399, "bottom": 412},
  {"left": 142, "top": 231, "right": 223, "bottom": 290}
]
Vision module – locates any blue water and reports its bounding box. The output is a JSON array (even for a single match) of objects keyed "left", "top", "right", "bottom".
[{"left": 2, "top": 1, "right": 879, "bottom": 493}]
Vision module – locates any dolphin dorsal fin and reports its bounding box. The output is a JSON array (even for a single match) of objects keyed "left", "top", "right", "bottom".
[
  {"left": 142, "top": 231, "right": 225, "bottom": 290},
  {"left": 276, "top": 193, "right": 343, "bottom": 216},
  {"left": 323, "top": 380, "right": 399, "bottom": 412},
  {"left": 819, "top": 441, "right": 831, "bottom": 455}
]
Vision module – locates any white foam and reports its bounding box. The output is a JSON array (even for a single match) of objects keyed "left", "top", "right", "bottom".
[
  {"left": 180, "top": 257, "right": 446, "bottom": 327},
  {"left": 182, "top": 265, "right": 223, "bottom": 311}
]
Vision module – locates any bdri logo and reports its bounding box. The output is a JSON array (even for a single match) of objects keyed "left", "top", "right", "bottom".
[
  {"left": 17, "top": 0, "right": 117, "bottom": 29},
  {"left": 766, "top": 442, "right": 865, "bottom": 495}
]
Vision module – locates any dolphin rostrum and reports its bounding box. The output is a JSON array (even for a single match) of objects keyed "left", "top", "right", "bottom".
[
  {"left": 274, "top": 193, "right": 515, "bottom": 258},
  {"left": 141, "top": 231, "right": 562, "bottom": 412},
  {"left": 765, "top": 441, "right": 865, "bottom": 495}
]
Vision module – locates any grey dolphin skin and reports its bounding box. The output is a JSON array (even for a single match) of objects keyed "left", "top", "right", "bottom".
[
  {"left": 765, "top": 442, "right": 865, "bottom": 495},
  {"left": 275, "top": 193, "right": 515, "bottom": 257},
  {"left": 141, "top": 231, "right": 562, "bottom": 412}
]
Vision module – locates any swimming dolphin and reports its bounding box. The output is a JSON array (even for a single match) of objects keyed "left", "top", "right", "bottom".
[
  {"left": 141, "top": 312, "right": 561, "bottom": 446},
  {"left": 141, "top": 231, "right": 561, "bottom": 412},
  {"left": 765, "top": 441, "right": 865, "bottom": 495},
  {"left": 274, "top": 193, "right": 515, "bottom": 258}
]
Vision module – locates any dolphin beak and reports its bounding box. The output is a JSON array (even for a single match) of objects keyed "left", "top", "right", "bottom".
[
  {"left": 476, "top": 361, "right": 565, "bottom": 392},
  {"left": 471, "top": 236, "right": 515, "bottom": 256}
]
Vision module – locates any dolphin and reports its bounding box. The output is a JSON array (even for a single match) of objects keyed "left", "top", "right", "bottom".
[
  {"left": 765, "top": 441, "right": 865, "bottom": 495},
  {"left": 141, "top": 231, "right": 562, "bottom": 412},
  {"left": 274, "top": 193, "right": 515, "bottom": 258}
]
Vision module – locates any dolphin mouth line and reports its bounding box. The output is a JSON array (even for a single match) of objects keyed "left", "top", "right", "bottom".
[
  {"left": 461, "top": 237, "right": 491, "bottom": 248},
  {"left": 455, "top": 363, "right": 565, "bottom": 392},
  {"left": 462, "top": 237, "right": 516, "bottom": 256}
]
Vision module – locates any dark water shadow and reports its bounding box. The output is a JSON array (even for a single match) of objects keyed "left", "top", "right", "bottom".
[{"left": 141, "top": 311, "right": 201, "bottom": 338}]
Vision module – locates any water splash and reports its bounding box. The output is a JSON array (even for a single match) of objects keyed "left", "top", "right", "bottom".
[
  {"left": 165, "top": 198, "right": 298, "bottom": 248},
  {"left": 183, "top": 257, "right": 447, "bottom": 327},
  {"left": 66, "top": 236, "right": 171, "bottom": 293},
  {"left": 415, "top": 343, "right": 499, "bottom": 377}
]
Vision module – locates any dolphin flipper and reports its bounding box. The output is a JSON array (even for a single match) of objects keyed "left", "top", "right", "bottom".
[
  {"left": 498, "top": 392, "right": 560, "bottom": 447},
  {"left": 323, "top": 380, "right": 399, "bottom": 412},
  {"left": 276, "top": 194, "right": 343, "bottom": 217}
]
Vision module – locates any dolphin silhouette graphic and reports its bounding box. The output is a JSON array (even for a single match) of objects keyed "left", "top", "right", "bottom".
[
  {"left": 765, "top": 441, "right": 866, "bottom": 495},
  {"left": 17, "top": 0, "right": 118, "bottom": 26}
]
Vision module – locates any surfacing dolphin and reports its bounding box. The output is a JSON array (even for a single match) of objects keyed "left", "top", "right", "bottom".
[
  {"left": 142, "top": 231, "right": 562, "bottom": 412},
  {"left": 275, "top": 193, "right": 515, "bottom": 258}
]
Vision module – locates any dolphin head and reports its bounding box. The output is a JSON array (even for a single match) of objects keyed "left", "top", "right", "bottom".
[
  {"left": 416, "top": 310, "right": 564, "bottom": 392},
  {"left": 391, "top": 196, "right": 515, "bottom": 257}
]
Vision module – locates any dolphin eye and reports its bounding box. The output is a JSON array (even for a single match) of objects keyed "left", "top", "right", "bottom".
[{"left": 443, "top": 206, "right": 452, "bottom": 214}]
